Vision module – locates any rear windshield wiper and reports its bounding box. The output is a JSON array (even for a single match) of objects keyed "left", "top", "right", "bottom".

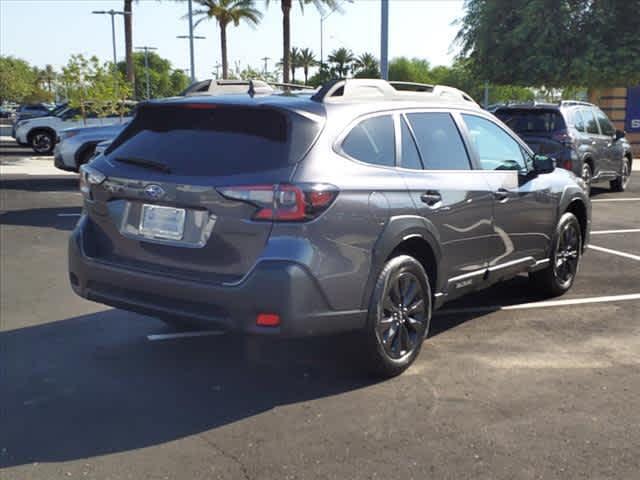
[{"left": 114, "top": 157, "right": 171, "bottom": 173}]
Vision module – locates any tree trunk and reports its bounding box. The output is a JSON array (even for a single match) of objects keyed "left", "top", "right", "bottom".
[
  {"left": 220, "top": 23, "right": 228, "bottom": 79},
  {"left": 304, "top": 67, "right": 308, "bottom": 85},
  {"left": 281, "top": 0, "right": 291, "bottom": 83},
  {"left": 124, "top": 0, "right": 134, "bottom": 86}
]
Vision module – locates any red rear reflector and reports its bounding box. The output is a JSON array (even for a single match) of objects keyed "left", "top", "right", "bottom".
[{"left": 256, "top": 313, "right": 280, "bottom": 327}]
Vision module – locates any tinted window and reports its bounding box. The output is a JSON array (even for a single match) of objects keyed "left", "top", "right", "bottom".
[
  {"left": 595, "top": 108, "right": 615, "bottom": 136},
  {"left": 106, "top": 104, "right": 321, "bottom": 176},
  {"left": 342, "top": 115, "right": 395, "bottom": 167},
  {"left": 571, "top": 109, "right": 585, "bottom": 132},
  {"left": 583, "top": 108, "right": 600, "bottom": 134},
  {"left": 495, "top": 108, "right": 566, "bottom": 133},
  {"left": 400, "top": 117, "right": 423, "bottom": 169},
  {"left": 462, "top": 114, "right": 527, "bottom": 171},
  {"left": 406, "top": 112, "right": 470, "bottom": 170}
]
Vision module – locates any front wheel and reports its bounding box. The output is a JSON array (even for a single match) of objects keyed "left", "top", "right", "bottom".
[
  {"left": 610, "top": 158, "right": 631, "bottom": 192},
  {"left": 363, "top": 255, "right": 432, "bottom": 378},
  {"left": 30, "top": 131, "right": 55, "bottom": 155},
  {"left": 530, "top": 212, "right": 582, "bottom": 297}
]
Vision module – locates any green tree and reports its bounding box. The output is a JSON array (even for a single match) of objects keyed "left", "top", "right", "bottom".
[
  {"left": 388, "top": 57, "right": 432, "bottom": 84},
  {"left": 353, "top": 52, "right": 380, "bottom": 78},
  {"left": 60, "top": 54, "right": 132, "bottom": 120},
  {"left": 267, "top": 0, "right": 341, "bottom": 84},
  {"left": 191, "top": 0, "right": 262, "bottom": 79},
  {"left": 328, "top": 48, "right": 355, "bottom": 78},
  {"left": 455, "top": 0, "right": 640, "bottom": 87},
  {"left": 289, "top": 47, "right": 302, "bottom": 83},
  {"left": 298, "top": 48, "right": 317, "bottom": 84},
  {"left": 0, "top": 56, "right": 51, "bottom": 103},
  {"left": 117, "top": 51, "right": 190, "bottom": 99}
]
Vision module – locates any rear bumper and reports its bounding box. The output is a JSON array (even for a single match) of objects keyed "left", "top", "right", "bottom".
[{"left": 68, "top": 216, "right": 366, "bottom": 337}]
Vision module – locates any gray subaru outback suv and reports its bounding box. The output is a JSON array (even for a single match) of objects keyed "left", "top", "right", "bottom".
[{"left": 69, "top": 79, "right": 591, "bottom": 377}]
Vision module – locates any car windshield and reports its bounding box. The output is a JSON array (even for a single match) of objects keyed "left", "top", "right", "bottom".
[{"left": 495, "top": 109, "right": 566, "bottom": 133}]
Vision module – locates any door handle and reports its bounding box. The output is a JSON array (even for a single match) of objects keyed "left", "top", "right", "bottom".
[
  {"left": 420, "top": 190, "right": 442, "bottom": 206},
  {"left": 494, "top": 188, "right": 509, "bottom": 202}
]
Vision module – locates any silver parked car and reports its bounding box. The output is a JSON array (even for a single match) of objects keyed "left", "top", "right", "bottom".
[
  {"left": 54, "top": 123, "right": 127, "bottom": 172},
  {"left": 70, "top": 79, "right": 591, "bottom": 377}
]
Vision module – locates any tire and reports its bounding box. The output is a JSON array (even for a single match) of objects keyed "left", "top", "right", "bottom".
[
  {"left": 363, "top": 254, "right": 432, "bottom": 378},
  {"left": 530, "top": 212, "right": 582, "bottom": 297},
  {"left": 610, "top": 157, "right": 631, "bottom": 192},
  {"left": 30, "top": 130, "right": 55, "bottom": 155},
  {"left": 581, "top": 162, "right": 592, "bottom": 196}
]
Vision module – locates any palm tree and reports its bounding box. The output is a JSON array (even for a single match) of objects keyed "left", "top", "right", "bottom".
[
  {"left": 328, "top": 47, "right": 355, "bottom": 78},
  {"left": 42, "top": 65, "right": 57, "bottom": 94},
  {"left": 353, "top": 52, "right": 380, "bottom": 78},
  {"left": 289, "top": 47, "right": 302, "bottom": 83},
  {"left": 191, "top": 0, "right": 262, "bottom": 79},
  {"left": 267, "top": 0, "right": 340, "bottom": 84},
  {"left": 298, "top": 48, "right": 317, "bottom": 84}
]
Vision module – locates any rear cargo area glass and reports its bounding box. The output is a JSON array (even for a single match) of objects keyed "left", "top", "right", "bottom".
[
  {"left": 496, "top": 109, "right": 566, "bottom": 133},
  {"left": 106, "top": 104, "right": 320, "bottom": 176}
]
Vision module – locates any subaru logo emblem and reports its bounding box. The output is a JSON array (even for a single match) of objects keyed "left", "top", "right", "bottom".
[{"left": 144, "top": 184, "right": 165, "bottom": 199}]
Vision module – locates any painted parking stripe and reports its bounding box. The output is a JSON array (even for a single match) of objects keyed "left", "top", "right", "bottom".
[
  {"left": 147, "top": 330, "right": 226, "bottom": 341},
  {"left": 438, "top": 293, "right": 640, "bottom": 315},
  {"left": 591, "top": 229, "right": 640, "bottom": 235},
  {"left": 588, "top": 245, "right": 640, "bottom": 261},
  {"left": 591, "top": 198, "right": 640, "bottom": 203}
]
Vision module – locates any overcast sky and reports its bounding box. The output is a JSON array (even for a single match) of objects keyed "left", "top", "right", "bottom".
[{"left": 1, "top": 0, "right": 465, "bottom": 79}]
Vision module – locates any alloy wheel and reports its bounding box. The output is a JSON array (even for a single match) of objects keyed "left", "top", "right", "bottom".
[
  {"left": 376, "top": 271, "right": 428, "bottom": 360},
  {"left": 582, "top": 163, "right": 592, "bottom": 195},
  {"left": 622, "top": 160, "right": 630, "bottom": 189},
  {"left": 32, "top": 133, "right": 52, "bottom": 154},
  {"left": 553, "top": 222, "right": 580, "bottom": 287}
]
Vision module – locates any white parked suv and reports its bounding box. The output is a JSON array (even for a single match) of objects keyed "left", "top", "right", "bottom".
[{"left": 14, "top": 106, "right": 132, "bottom": 155}]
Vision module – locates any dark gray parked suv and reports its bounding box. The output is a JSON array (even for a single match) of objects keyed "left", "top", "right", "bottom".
[
  {"left": 69, "top": 79, "right": 591, "bottom": 377},
  {"left": 493, "top": 101, "right": 633, "bottom": 194}
]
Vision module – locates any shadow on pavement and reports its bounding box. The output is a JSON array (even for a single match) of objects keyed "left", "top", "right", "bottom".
[
  {"left": 0, "top": 177, "right": 78, "bottom": 192},
  {"left": 0, "top": 310, "right": 380, "bottom": 468},
  {"left": 0, "top": 206, "right": 81, "bottom": 230}
]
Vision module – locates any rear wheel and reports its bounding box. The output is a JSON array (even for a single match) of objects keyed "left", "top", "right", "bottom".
[
  {"left": 610, "top": 157, "right": 631, "bottom": 192},
  {"left": 30, "top": 130, "right": 55, "bottom": 155},
  {"left": 530, "top": 212, "right": 582, "bottom": 297},
  {"left": 363, "top": 255, "right": 432, "bottom": 378}
]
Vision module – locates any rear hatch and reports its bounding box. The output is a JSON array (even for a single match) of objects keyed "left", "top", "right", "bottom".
[
  {"left": 494, "top": 108, "right": 569, "bottom": 155},
  {"left": 84, "top": 101, "right": 323, "bottom": 284}
]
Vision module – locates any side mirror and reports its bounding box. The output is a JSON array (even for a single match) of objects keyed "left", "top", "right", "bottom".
[
  {"left": 533, "top": 154, "right": 555, "bottom": 174},
  {"left": 614, "top": 129, "right": 626, "bottom": 141}
]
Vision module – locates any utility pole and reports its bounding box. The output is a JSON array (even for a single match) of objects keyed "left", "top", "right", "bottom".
[
  {"left": 187, "top": 0, "right": 196, "bottom": 83},
  {"left": 380, "top": 0, "right": 389, "bottom": 80},
  {"left": 177, "top": 34, "right": 206, "bottom": 83},
  {"left": 135, "top": 46, "right": 158, "bottom": 99},
  {"left": 261, "top": 57, "right": 270, "bottom": 76}
]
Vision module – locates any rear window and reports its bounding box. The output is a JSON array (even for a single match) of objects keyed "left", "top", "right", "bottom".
[
  {"left": 105, "top": 104, "right": 322, "bottom": 176},
  {"left": 495, "top": 109, "right": 566, "bottom": 133}
]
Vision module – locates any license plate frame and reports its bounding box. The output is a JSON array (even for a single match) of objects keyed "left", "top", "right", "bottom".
[{"left": 139, "top": 204, "right": 186, "bottom": 241}]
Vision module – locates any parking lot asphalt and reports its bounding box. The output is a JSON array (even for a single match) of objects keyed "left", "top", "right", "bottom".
[{"left": 1, "top": 142, "right": 639, "bottom": 479}]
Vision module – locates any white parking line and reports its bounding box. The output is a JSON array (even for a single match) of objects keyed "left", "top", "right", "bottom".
[
  {"left": 438, "top": 293, "right": 640, "bottom": 315},
  {"left": 588, "top": 245, "right": 640, "bottom": 261},
  {"left": 147, "top": 330, "right": 226, "bottom": 341},
  {"left": 591, "top": 229, "right": 640, "bottom": 235},
  {"left": 592, "top": 198, "right": 640, "bottom": 203}
]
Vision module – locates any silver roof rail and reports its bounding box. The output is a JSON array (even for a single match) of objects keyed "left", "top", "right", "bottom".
[
  {"left": 311, "top": 78, "right": 478, "bottom": 106},
  {"left": 560, "top": 100, "right": 593, "bottom": 107}
]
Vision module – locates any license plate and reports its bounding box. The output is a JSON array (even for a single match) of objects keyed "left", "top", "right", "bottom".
[{"left": 139, "top": 204, "right": 186, "bottom": 241}]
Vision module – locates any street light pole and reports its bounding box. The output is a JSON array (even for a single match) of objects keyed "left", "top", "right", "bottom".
[
  {"left": 380, "top": 0, "right": 389, "bottom": 80},
  {"left": 135, "top": 46, "right": 158, "bottom": 99},
  {"left": 177, "top": 34, "right": 206, "bottom": 83},
  {"left": 187, "top": 0, "right": 196, "bottom": 83},
  {"left": 92, "top": 10, "right": 129, "bottom": 68}
]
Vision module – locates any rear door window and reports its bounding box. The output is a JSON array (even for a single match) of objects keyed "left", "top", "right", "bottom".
[
  {"left": 106, "top": 104, "right": 322, "bottom": 176},
  {"left": 406, "top": 112, "right": 470, "bottom": 170},
  {"left": 341, "top": 115, "right": 396, "bottom": 167},
  {"left": 583, "top": 108, "right": 600, "bottom": 135}
]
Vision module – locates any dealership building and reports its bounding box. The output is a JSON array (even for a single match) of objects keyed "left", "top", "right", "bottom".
[{"left": 590, "top": 86, "right": 640, "bottom": 156}]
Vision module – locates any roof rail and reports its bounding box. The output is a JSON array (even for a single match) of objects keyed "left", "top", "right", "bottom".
[
  {"left": 560, "top": 100, "right": 593, "bottom": 107},
  {"left": 311, "top": 78, "right": 478, "bottom": 105}
]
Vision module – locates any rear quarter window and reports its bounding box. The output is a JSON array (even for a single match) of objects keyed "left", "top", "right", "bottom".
[{"left": 341, "top": 115, "right": 396, "bottom": 167}]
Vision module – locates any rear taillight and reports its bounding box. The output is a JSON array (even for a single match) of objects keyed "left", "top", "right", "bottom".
[
  {"left": 560, "top": 159, "right": 573, "bottom": 171},
  {"left": 217, "top": 183, "right": 338, "bottom": 222},
  {"left": 79, "top": 164, "right": 106, "bottom": 199}
]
